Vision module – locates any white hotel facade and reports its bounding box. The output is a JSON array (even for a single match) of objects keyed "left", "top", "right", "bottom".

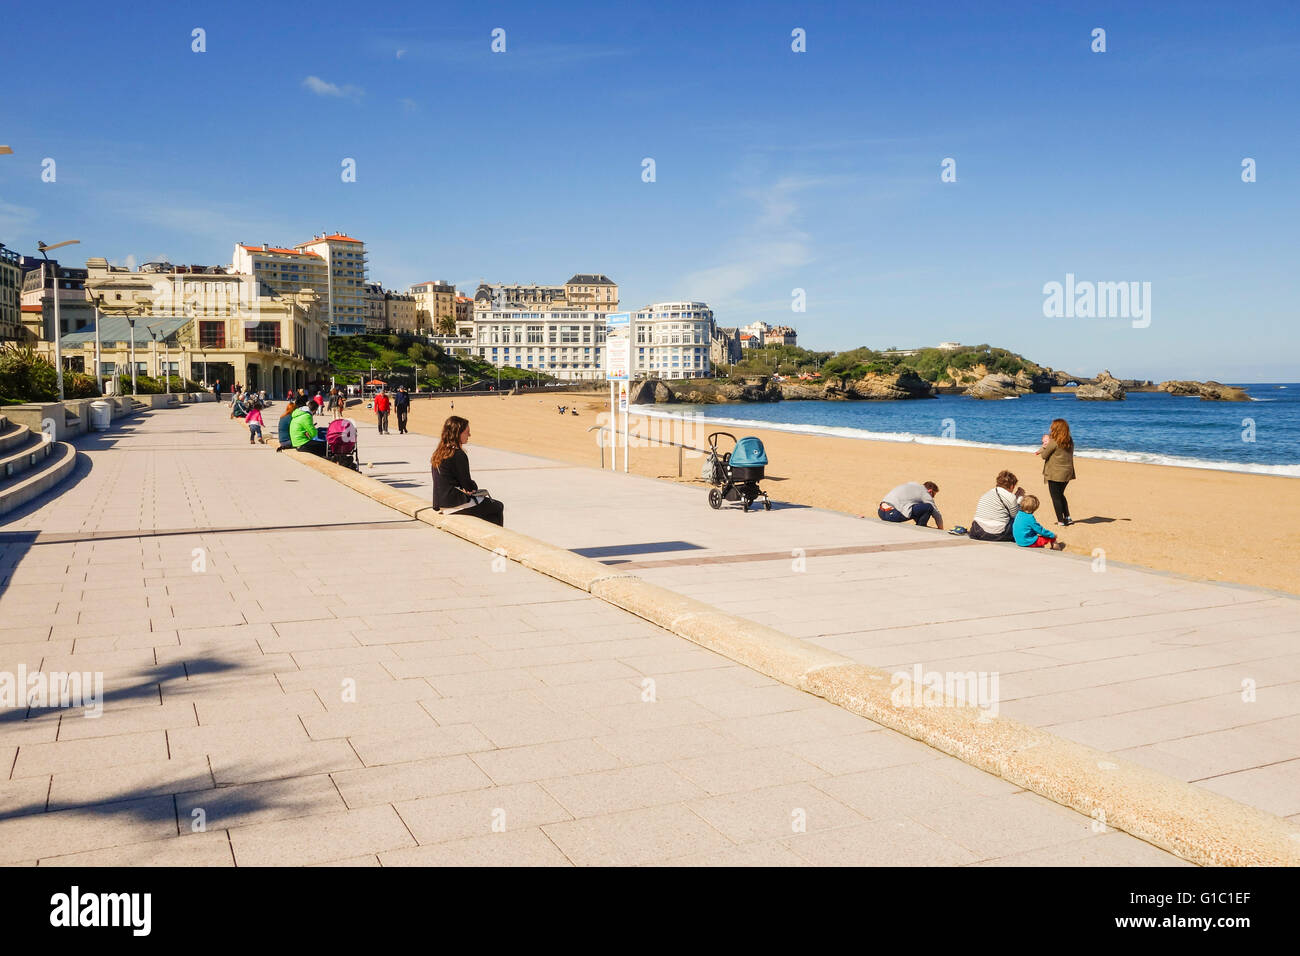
[{"left": 471, "top": 293, "right": 714, "bottom": 381}]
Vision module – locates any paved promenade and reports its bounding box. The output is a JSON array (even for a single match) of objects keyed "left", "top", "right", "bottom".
[
  {"left": 0, "top": 404, "right": 1185, "bottom": 865},
  {"left": 352, "top": 407, "right": 1300, "bottom": 825}
]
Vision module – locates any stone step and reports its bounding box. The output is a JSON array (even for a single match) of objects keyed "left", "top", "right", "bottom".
[
  {"left": 0, "top": 418, "right": 34, "bottom": 454},
  {"left": 0, "top": 440, "right": 77, "bottom": 517},
  {"left": 0, "top": 430, "right": 56, "bottom": 484}
]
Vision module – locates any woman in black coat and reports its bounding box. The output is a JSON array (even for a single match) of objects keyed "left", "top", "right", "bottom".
[{"left": 431, "top": 416, "right": 504, "bottom": 526}]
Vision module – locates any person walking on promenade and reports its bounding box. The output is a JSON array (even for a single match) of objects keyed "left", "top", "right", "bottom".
[
  {"left": 1037, "top": 418, "right": 1076, "bottom": 526},
  {"left": 1013, "top": 495, "right": 1066, "bottom": 550},
  {"left": 213, "top": 381, "right": 222, "bottom": 403},
  {"left": 878, "top": 480, "right": 943, "bottom": 529},
  {"left": 374, "top": 388, "right": 391, "bottom": 434},
  {"left": 246, "top": 403, "right": 266, "bottom": 444},
  {"left": 394, "top": 386, "right": 410, "bottom": 434},
  {"left": 969, "top": 470, "right": 1025, "bottom": 541},
  {"left": 431, "top": 416, "right": 504, "bottom": 526}
]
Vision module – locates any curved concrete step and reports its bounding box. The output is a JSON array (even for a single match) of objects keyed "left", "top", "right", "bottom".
[
  {"left": 0, "top": 418, "right": 34, "bottom": 454},
  {"left": 0, "top": 441, "right": 77, "bottom": 518},
  {"left": 0, "top": 431, "right": 50, "bottom": 482}
]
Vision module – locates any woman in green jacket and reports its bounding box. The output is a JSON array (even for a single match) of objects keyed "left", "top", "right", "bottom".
[
  {"left": 290, "top": 398, "right": 326, "bottom": 456},
  {"left": 1036, "top": 417, "right": 1076, "bottom": 526}
]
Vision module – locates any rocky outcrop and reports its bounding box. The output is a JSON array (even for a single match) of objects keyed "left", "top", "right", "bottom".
[
  {"left": 964, "top": 373, "right": 1021, "bottom": 399},
  {"left": 628, "top": 380, "right": 675, "bottom": 404},
  {"left": 845, "top": 369, "right": 936, "bottom": 400},
  {"left": 1076, "top": 370, "right": 1127, "bottom": 401},
  {"left": 1159, "top": 380, "right": 1251, "bottom": 402}
]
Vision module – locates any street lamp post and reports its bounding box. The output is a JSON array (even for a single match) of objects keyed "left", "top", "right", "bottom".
[
  {"left": 37, "top": 239, "right": 81, "bottom": 399},
  {"left": 87, "top": 291, "right": 105, "bottom": 396}
]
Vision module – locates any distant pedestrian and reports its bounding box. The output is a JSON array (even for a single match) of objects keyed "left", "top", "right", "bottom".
[
  {"left": 1036, "top": 418, "right": 1076, "bottom": 526},
  {"left": 394, "top": 386, "right": 410, "bottom": 434},
  {"left": 246, "top": 404, "right": 266, "bottom": 444},
  {"left": 374, "top": 389, "right": 391, "bottom": 434},
  {"left": 213, "top": 382, "right": 222, "bottom": 403}
]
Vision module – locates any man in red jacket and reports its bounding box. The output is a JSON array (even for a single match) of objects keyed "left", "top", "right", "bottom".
[{"left": 374, "top": 389, "right": 391, "bottom": 434}]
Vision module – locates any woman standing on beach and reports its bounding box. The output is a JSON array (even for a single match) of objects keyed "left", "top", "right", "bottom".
[
  {"left": 1037, "top": 418, "right": 1075, "bottom": 526},
  {"left": 431, "top": 416, "right": 505, "bottom": 526}
]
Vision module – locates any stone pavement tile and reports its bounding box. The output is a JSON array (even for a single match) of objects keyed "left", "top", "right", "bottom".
[
  {"left": 0, "top": 776, "right": 51, "bottom": 819},
  {"left": 382, "top": 653, "right": 495, "bottom": 680},
  {"left": 911, "top": 791, "right": 1097, "bottom": 859},
  {"left": 301, "top": 700, "right": 437, "bottom": 740},
  {"left": 12, "top": 730, "right": 170, "bottom": 778},
  {"left": 0, "top": 625, "right": 53, "bottom": 644},
  {"left": 274, "top": 661, "right": 395, "bottom": 694},
  {"left": 782, "top": 730, "right": 942, "bottom": 776},
  {"left": 73, "top": 632, "right": 180, "bottom": 653},
  {"left": 379, "top": 635, "right": 493, "bottom": 658},
  {"left": 394, "top": 782, "right": 571, "bottom": 844},
  {"left": 55, "top": 700, "right": 197, "bottom": 741},
  {"left": 229, "top": 804, "right": 415, "bottom": 866},
  {"left": 1118, "top": 723, "right": 1300, "bottom": 781},
  {"left": 527, "top": 659, "right": 642, "bottom": 686},
  {"left": 473, "top": 709, "right": 613, "bottom": 750},
  {"left": 380, "top": 828, "right": 572, "bottom": 867},
  {"left": 37, "top": 830, "right": 236, "bottom": 867},
  {"left": 530, "top": 677, "right": 645, "bottom": 710},
  {"left": 419, "top": 691, "right": 556, "bottom": 726},
  {"left": 331, "top": 754, "right": 493, "bottom": 808},
  {"left": 0, "top": 713, "right": 61, "bottom": 746},
  {"left": 48, "top": 759, "right": 213, "bottom": 810},
  {"left": 689, "top": 684, "right": 827, "bottom": 720},
  {"left": 592, "top": 724, "right": 739, "bottom": 766},
  {"left": 167, "top": 716, "right": 310, "bottom": 762},
  {"left": 308, "top": 854, "right": 381, "bottom": 867},
  {"left": 426, "top": 668, "right": 548, "bottom": 699},
  {"left": 192, "top": 689, "right": 325, "bottom": 725},
  {"left": 585, "top": 698, "right": 721, "bottom": 734},
  {"left": 543, "top": 804, "right": 731, "bottom": 867},
  {"left": 348, "top": 723, "right": 495, "bottom": 766},
  {"left": 628, "top": 665, "right": 777, "bottom": 699},
  {"left": 1195, "top": 759, "right": 1300, "bottom": 818},
  {"left": 0, "top": 795, "right": 178, "bottom": 864},
  {"left": 687, "top": 782, "right": 866, "bottom": 844},
  {"left": 784, "top": 817, "right": 980, "bottom": 866},
  {"left": 290, "top": 645, "right": 398, "bottom": 670},
  {"left": 177, "top": 774, "right": 345, "bottom": 832},
  {"left": 619, "top": 649, "right": 735, "bottom": 676},
  {"left": 650, "top": 840, "right": 809, "bottom": 867},
  {"left": 670, "top": 747, "right": 828, "bottom": 795},
  {"left": 540, "top": 764, "right": 705, "bottom": 817},
  {"left": 708, "top": 707, "right": 873, "bottom": 749},
  {"left": 469, "top": 739, "right": 624, "bottom": 786},
  {"left": 209, "top": 739, "right": 362, "bottom": 786},
  {"left": 970, "top": 831, "right": 1193, "bottom": 867},
  {"left": 315, "top": 678, "right": 436, "bottom": 712},
  {"left": 813, "top": 762, "right": 994, "bottom": 820}
]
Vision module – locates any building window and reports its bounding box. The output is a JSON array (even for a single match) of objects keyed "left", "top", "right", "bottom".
[
  {"left": 199, "top": 321, "right": 225, "bottom": 348},
  {"left": 245, "top": 322, "right": 281, "bottom": 347}
]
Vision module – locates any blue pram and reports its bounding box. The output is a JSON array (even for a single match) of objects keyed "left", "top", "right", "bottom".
[{"left": 704, "top": 432, "right": 771, "bottom": 511}]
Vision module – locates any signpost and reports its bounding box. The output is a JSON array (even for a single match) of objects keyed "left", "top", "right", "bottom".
[{"left": 604, "top": 312, "right": 630, "bottom": 473}]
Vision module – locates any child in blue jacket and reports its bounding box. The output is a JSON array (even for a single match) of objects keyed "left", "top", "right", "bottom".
[{"left": 1013, "top": 496, "right": 1067, "bottom": 551}]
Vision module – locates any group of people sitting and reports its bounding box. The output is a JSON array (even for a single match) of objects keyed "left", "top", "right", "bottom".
[{"left": 877, "top": 418, "right": 1076, "bottom": 552}]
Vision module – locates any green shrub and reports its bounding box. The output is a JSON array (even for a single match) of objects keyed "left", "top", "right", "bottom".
[{"left": 0, "top": 345, "right": 59, "bottom": 402}]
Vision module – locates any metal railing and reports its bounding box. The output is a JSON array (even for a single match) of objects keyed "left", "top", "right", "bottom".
[{"left": 586, "top": 423, "right": 709, "bottom": 476}]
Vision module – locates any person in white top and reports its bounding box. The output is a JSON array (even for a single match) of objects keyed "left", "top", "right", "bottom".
[
  {"left": 969, "top": 470, "right": 1025, "bottom": 541},
  {"left": 878, "top": 480, "right": 943, "bottom": 529}
]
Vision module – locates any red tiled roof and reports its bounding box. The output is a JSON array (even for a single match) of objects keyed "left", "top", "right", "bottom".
[
  {"left": 21, "top": 304, "right": 42, "bottom": 312},
  {"left": 240, "top": 245, "right": 322, "bottom": 258},
  {"left": 298, "top": 234, "right": 362, "bottom": 245}
]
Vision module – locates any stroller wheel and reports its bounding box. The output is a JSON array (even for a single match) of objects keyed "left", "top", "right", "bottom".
[
  {"left": 741, "top": 498, "right": 751, "bottom": 512},
  {"left": 708, "top": 487, "right": 722, "bottom": 510},
  {"left": 763, "top": 497, "right": 772, "bottom": 511}
]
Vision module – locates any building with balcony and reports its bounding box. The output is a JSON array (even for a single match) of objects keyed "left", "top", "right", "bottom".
[
  {"left": 472, "top": 274, "right": 618, "bottom": 316},
  {"left": 363, "top": 282, "right": 386, "bottom": 332},
  {"left": 454, "top": 293, "right": 474, "bottom": 334},
  {"left": 74, "top": 258, "right": 330, "bottom": 395},
  {"left": 293, "top": 233, "right": 368, "bottom": 336},
  {"left": 18, "top": 256, "right": 93, "bottom": 341},
  {"left": 632, "top": 301, "right": 714, "bottom": 379},
  {"left": 0, "top": 243, "right": 20, "bottom": 342},
  {"left": 232, "top": 243, "right": 328, "bottom": 305},
  {"left": 384, "top": 290, "right": 418, "bottom": 333}
]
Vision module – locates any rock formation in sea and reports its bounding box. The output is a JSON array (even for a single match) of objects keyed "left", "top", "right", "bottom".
[
  {"left": 1075, "top": 370, "right": 1127, "bottom": 400},
  {"left": 964, "top": 373, "right": 1022, "bottom": 399},
  {"left": 1158, "top": 380, "right": 1251, "bottom": 402}
]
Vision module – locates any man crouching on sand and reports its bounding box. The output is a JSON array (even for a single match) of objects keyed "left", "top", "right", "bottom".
[{"left": 878, "top": 480, "right": 943, "bottom": 529}]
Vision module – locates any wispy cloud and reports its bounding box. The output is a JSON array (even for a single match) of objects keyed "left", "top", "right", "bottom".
[
  {"left": 399, "top": 98, "right": 419, "bottom": 113},
  {"left": 0, "top": 198, "right": 38, "bottom": 237},
  {"left": 302, "top": 75, "right": 364, "bottom": 101},
  {"left": 680, "top": 176, "right": 836, "bottom": 303}
]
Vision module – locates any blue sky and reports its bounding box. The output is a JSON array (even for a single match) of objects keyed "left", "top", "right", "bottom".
[{"left": 2, "top": 0, "right": 1297, "bottom": 381}]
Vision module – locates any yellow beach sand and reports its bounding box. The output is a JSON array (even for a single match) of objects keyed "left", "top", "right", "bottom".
[{"left": 364, "top": 392, "right": 1300, "bottom": 595}]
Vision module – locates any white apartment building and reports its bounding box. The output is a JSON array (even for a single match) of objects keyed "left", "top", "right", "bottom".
[
  {"left": 293, "top": 233, "right": 368, "bottom": 336},
  {"left": 232, "top": 243, "right": 328, "bottom": 303},
  {"left": 471, "top": 298, "right": 714, "bottom": 381},
  {"left": 633, "top": 302, "right": 713, "bottom": 379}
]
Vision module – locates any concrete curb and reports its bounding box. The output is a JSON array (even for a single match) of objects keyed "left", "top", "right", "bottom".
[{"left": 285, "top": 450, "right": 1300, "bottom": 866}]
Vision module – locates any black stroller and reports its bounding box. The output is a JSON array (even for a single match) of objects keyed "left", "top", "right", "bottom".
[{"left": 704, "top": 432, "right": 771, "bottom": 511}]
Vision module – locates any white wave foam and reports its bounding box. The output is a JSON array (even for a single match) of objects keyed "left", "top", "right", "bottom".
[{"left": 630, "top": 406, "right": 1300, "bottom": 477}]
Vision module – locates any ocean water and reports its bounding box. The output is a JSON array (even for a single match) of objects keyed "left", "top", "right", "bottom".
[{"left": 633, "top": 384, "right": 1300, "bottom": 477}]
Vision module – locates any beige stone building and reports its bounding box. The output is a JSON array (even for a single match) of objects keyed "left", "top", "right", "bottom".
[
  {"left": 293, "top": 233, "right": 368, "bottom": 335},
  {"left": 73, "top": 258, "right": 330, "bottom": 394},
  {"left": 410, "top": 280, "right": 455, "bottom": 333},
  {"left": 0, "top": 243, "right": 20, "bottom": 341},
  {"left": 384, "top": 290, "right": 418, "bottom": 333},
  {"left": 473, "top": 274, "right": 618, "bottom": 316},
  {"left": 454, "top": 294, "right": 474, "bottom": 335},
  {"left": 363, "top": 282, "right": 386, "bottom": 332}
]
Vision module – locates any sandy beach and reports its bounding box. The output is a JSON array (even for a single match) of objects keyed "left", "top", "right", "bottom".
[{"left": 358, "top": 392, "right": 1300, "bottom": 595}]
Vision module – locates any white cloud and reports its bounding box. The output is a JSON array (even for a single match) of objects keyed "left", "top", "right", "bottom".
[
  {"left": 302, "top": 75, "right": 363, "bottom": 100},
  {"left": 396, "top": 48, "right": 406, "bottom": 59}
]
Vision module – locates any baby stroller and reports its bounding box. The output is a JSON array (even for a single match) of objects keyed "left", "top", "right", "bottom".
[
  {"left": 704, "top": 432, "right": 771, "bottom": 511},
  {"left": 325, "top": 418, "right": 360, "bottom": 471}
]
